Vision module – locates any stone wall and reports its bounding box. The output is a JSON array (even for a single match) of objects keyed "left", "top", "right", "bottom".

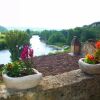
[
  {"left": 0, "top": 69, "right": 100, "bottom": 100},
  {"left": 82, "top": 40, "right": 96, "bottom": 56}
]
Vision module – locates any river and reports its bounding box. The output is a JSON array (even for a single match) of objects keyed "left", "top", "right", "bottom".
[{"left": 0, "top": 35, "right": 57, "bottom": 64}]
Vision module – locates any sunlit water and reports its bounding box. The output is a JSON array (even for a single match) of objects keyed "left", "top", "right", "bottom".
[
  {"left": 0, "top": 35, "right": 57, "bottom": 64},
  {"left": 30, "top": 35, "right": 56, "bottom": 56},
  {"left": 0, "top": 50, "right": 11, "bottom": 64}
]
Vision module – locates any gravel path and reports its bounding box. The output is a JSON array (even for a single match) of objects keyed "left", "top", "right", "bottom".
[{"left": 34, "top": 53, "right": 81, "bottom": 76}]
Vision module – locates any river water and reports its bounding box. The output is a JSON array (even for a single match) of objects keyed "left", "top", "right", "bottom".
[{"left": 0, "top": 35, "right": 57, "bottom": 64}]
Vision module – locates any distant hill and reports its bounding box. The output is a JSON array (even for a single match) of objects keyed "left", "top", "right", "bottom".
[
  {"left": 7, "top": 27, "right": 46, "bottom": 32},
  {"left": 0, "top": 25, "right": 7, "bottom": 32},
  {"left": 89, "top": 22, "right": 100, "bottom": 27}
]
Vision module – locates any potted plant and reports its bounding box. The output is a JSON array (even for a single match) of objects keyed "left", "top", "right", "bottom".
[
  {"left": 78, "top": 41, "right": 100, "bottom": 74},
  {"left": 2, "top": 45, "right": 42, "bottom": 90}
]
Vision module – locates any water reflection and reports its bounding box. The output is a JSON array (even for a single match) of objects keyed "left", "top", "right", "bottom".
[
  {"left": 30, "top": 35, "right": 55, "bottom": 56},
  {"left": 0, "top": 50, "right": 11, "bottom": 64}
]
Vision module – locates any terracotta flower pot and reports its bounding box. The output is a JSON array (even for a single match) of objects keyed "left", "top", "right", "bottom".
[
  {"left": 78, "top": 58, "right": 100, "bottom": 74},
  {"left": 2, "top": 68, "right": 42, "bottom": 90}
]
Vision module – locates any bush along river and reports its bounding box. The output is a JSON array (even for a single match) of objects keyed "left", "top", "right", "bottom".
[{"left": 0, "top": 35, "right": 62, "bottom": 64}]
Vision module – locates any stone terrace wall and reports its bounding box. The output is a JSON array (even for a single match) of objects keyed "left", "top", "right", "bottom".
[
  {"left": 0, "top": 69, "right": 100, "bottom": 100},
  {"left": 82, "top": 40, "right": 96, "bottom": 56}
]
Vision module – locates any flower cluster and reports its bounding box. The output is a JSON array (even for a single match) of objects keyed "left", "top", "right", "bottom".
[
  {"left": 20, "top": 45, "right": 34, "bottom": 69},
  {"left": 84, "top": 41, "right": 100, "bottom": 64},
  {"left": 4, "top": 45, "right": 35, "bottom": 77},
  {"left": 96, "top": 41, "right": 100, "bottom": 49},
  {"left": 20, "top": 45, "right": 33, "bottom": 60}
]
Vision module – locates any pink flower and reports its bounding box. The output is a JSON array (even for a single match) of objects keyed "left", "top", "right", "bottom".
[{"left": 20, "top": 45, "right": 34, "bottom": 60}]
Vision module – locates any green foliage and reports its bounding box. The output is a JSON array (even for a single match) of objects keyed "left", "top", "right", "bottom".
[
  {"left": 48, "top": 51, "right": 63, "bottom": 55},
  {"left": 26, "top": 29, "right": 41, "bottom": 36},
  {"left": 48, "top": 32, "right": 66, "bottom": 45},
  {"left": 94, "top": 49, "right": 100, "bottom": 63},
  {"left": 0, "top": 34, "right": 5, "bottom": 38},
  {"left": 40, "top": 30, "right": 67, "bottom": 46},
  {"left": 40, "top": 30, "right": 52, "bottom": 42},
  {"left": 48, "top": 46, "right": 70, "bottom": 55},
  {"left": 0, "top": 67, "right": 3, "bottom": 76},
  {"left": 60, "top": 30, "right": 68, "bottom": 37},
  {"left": 64, "top": 47, "right": 71, "bottom": 52},
  {"left": 39, "top": 22, "right": 100, "bottom": 47},
  {"left": 84, "top": 58, "right": 95, "bottom": 64},
  {"left": 66, "top": 29, "right": 74, "bottom": 45},
  {"left": 80, "top": 29, "right": 96, "bottom": 42},
  {"left": 3, "top": 60, "right": 33, "bottom": 77},
  {"left": 0, "top": 34, "right": 7, "bottom": 50},
  {"left": 0, "top": 39, "right": 7, "bottom": 50},
  {"left": 5, "top": 30, "right": 31, "bottom": 61}
]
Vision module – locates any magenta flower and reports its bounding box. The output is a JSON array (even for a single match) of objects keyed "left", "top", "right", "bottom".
[{"left": 20, "top": 45, "right": 34, "bottom": 60}]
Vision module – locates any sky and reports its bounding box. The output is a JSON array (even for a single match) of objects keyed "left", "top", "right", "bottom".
[{"left": 0, "top": 0, "right": 100, "bottom": 29}]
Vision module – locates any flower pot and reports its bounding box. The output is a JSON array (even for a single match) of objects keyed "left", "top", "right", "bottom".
[
  {"left": 2, "top": 68, "right": 42, "bottom": 90},
  {"left": 78, "top": 58, "right": 100, "bottom": 74}
]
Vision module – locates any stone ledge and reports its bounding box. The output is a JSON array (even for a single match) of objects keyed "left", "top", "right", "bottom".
[
  {"left": 0, "top": 69, "right": 100, "bottom": 100},
  {"left": 40, "top": 69, "right": 92, "bottom": 90}
]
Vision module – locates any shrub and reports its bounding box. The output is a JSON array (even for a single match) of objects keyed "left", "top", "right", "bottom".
[
  {"left": 4, "top": 45, "right": 34, "bottom": 77},
  {"left": 5, "top": 30, "right": 31, "bottom": 61}
]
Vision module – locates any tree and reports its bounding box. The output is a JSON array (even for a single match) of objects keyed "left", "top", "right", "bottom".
[
  {"left": 66, "top": 29, "right": 74, "bottom": 45},
  {"left": 40, "top": 30, "right": 49, "bottom": 42},
  {"left": 26, "top": 29, "right": 31, "bottom": 35},
  {"left": 60, "top": 30, "right": 68, "bottom": 37},
  {"left": 80, "top": 29, "right": 96, "bottom": 42},
  {"left": 73, "top": 27, "right": 82, "bottom": 39},
  {"left": 48, "top": 32, "right": 66, "bottom": 45}
]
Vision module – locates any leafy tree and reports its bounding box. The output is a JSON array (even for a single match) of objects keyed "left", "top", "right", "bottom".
[
  {"left": 40, "top": 30, "right": 52, "bottom": 42},
  {"left": 0, "top": 34, "right": 7, "bottom": 50},
  {"left": 26, "top": 29, "right": 31, "bottom": 35},
  {"left": 0, "top": 39, "right": 7, "bottom": 50},
  {"left": 39, "top": 21, "right": 100, "bottom": 47},
  {"left": 60, "top": 30, "right": 68, "bottom": 37},
  {"left": 66, "top": 29, "right": 74, "bottom": 45},
  {"left": 73, "top": 27, "right": 82, "bottom": 39},
  {"left": 48, "top": 32, "right": 66, "bottom": 45},
  {"left": 80, "top": 29, "right": 96, "bottom": 42}
]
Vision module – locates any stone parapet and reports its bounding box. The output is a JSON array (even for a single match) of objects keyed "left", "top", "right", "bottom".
[{"left": 0, "top": 69, "right": 100, "bottom": 100}]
